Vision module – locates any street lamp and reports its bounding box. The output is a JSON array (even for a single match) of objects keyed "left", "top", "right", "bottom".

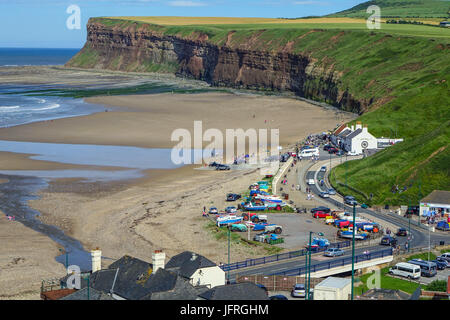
[
  {"left": 306, "top": 231, "right": 324, "bottom": 300},
  {"left": 227, "top": 225, "right": 231, "bottom": 284},
  {"left": 351, "top": 203, "right": 356, "bottom": 300}
]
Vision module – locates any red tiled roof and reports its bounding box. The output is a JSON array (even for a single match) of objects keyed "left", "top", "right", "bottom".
[
  {"left": 41, "top": 289, "right": 76, "bottom": 300},
  {"left": 333, "top": 124, "right": 347, "bottom": 135}
]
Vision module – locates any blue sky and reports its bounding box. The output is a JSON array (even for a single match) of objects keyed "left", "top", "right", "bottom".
[{"left": 0, "top": 0, "right": 366, "bottom": 48}]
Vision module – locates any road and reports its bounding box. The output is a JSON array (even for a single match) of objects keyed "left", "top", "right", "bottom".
[{"left": 228, "top": 148, "right": 450, "bottom": 281}]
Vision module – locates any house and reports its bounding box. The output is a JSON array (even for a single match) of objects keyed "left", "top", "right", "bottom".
[
  {"left": 420, "top": 190, "right": 450, "bottom": 218},
  {"left": 198, "top": 282, "right": 269, "bottom": 300},
  {"left": 343, "top": 122, "right": 377, "bottom": 155},
  {"left": 59, "top": 250, "right": 210, "bottom": 300},
  {"left": 313, "top": 277, "right": 352, "bottom": 300},
  {"left": 165, "top": 251, "right": 226, "bottom": 289},
  {"left": 331, "top": 125, "right": 353, "bottom": 148}
]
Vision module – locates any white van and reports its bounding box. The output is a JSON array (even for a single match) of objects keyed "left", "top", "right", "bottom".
[
  {"left": 388, "top": 262, "right": 421, "bottom": 280},
  {"left": 300, "top": 148, "right": 319, "bottom": 158}
]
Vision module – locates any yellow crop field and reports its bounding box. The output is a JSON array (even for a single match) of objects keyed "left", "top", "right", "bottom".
[{"left": 107, "top": 16, "right": 368, "bottom": 26}]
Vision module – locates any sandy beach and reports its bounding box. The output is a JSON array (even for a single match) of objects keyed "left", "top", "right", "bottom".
[{"left": 0, "top": 90, "right": 355, "bottom": 298}]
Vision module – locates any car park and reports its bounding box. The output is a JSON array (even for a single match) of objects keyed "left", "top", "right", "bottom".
[
  {"left": 226, "top": 193, "right": 241, "bottom": 201},
  {"left": 324, "top": 248, "right": 345, "bottom": 257}
]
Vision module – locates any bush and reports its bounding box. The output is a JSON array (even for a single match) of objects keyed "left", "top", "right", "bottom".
[{"left": 425, "top": 280, "right": 448, "bottom": 292}]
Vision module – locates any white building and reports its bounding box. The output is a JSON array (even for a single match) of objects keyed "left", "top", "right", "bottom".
[
  {"left": 313, "top": 277, "right": 352, "bottom": 300},
  {"left": 343, "top": 122, "right": 377, "bottom": 155},
  {"left": 165, "top": 251, "right": 226, "bottom": 289}
]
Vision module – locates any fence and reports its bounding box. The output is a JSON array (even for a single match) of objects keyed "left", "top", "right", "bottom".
[
  {"left": 269, "top": 248, "right": 393, "bottom": 276},
  {"left": 235, "top": 274, "right": 324, "bottom": 291},
  {"left": 220, "top": 240, "right": 351, "bottom": 272}
]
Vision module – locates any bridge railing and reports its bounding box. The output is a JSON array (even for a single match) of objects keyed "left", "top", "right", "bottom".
[
  {"left": 269, "top": 248, "right": 393, "bottom": 276},
  {"left": 220, "top": 240, "right": 351, "bottom": 272}
]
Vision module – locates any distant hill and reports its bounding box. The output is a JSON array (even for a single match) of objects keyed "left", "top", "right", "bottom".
[{"left": 328, "top": 0, "right": 450, "bottom": 19}]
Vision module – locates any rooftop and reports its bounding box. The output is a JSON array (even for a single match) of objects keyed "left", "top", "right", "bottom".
[
  {"left": 315, "top": 277, "right": 351, "bottom": 289},
  {"left": 198, "top": 282, "right": 269, "bottom": 300},
  {"left": 165, "top": 251, "right": 217, "bottom": 279},
  {"left": 421, "top": 190, "right": 450, "bottom": 205}
]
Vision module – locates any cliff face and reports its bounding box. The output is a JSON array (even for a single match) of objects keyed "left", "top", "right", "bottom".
[{"left": 67, "top": 20, "right": 366, "bottom": 113}]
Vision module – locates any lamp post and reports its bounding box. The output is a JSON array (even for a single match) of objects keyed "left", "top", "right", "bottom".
[
  {"left": 227, "top": 225, "right": 231, "bottom": 284},
  {"left": 345, "top": 155, "right": 348, "bottom": 186},
  {"left": 306, "top": 231, "right": 324, "bottom": 300},
  {"left": 82, "top": 275, "right": 90, "bottom": 300},
  {"left": 351, "top": 203, "right": 356, "bottom": 300}
]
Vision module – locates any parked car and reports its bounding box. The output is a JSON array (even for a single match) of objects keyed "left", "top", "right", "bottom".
[
  {"left": 327, "top": 188, "right": 336, "bottom": 195},
  {"left": 320, "top": 166, "right": 327, "bottom": 172},
  {"left": 435, "top": 257, "right": 449, "bottom": 268},
  {"left": 226, "top": 193, "right": 241, "bottom": 201},
  {"left": 328, "top": 147, "right": 339, "bottom": 154},
  {"left": 269, "top": 295, "right": 288, "bottom": 300},
  {"left": 344, "top": 195, "right": 357, "bottom": 206},
  {"left": 323, "top": 145, "right": 332, "bottom": 151},
  {"left": 336, "top": 150, "right": 345, "bottom": 156},
  {"left": 313, "top": 211, "right": 329, "bottom": 218},
  {"left": 319, "top": 191, "right": 330, "bottom": 198},
  {"left": 324, "top": 248, "right": 345, "bottom": 257},
  {"left": 225, "top": 206, "right": 237, "bottom": 213},
  {"left": 396, "top": 228, "right": 408, "bottom": 236},
  {"left": 380, "top": 235, "right": 397, "bottom": 246},
  {"left": 431, "top": 259, "right": 448, "bottom": 270},
  {"left": 291, "top": 284, "right": 306, "bottom": 298},
  {"left": 208, "top": 161, "right": 220, "bottom": 167},
  {"left": 311, "top": 206, "right": 331, "bottom": 214},
  {"left": 388, "top": 262, "right": 421, "bottom": 280},
  {"left": 209, "top": 207, "right": 218, "bottom": 214},
  {"left": 438, "top": 252, "right": 450, "bottom": 263},
  {"left": 216, "top": 164, "right": 231, "bottom": 171}
]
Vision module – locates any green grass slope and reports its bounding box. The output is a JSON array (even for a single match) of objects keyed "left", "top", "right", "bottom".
[{"left": 329, "top": 0, "right": 450, "bottom": 19}]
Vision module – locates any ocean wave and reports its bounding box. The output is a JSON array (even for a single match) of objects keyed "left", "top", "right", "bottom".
[
  {"left": 0, "top": 105, "right": 20, "bottom": 112},
  {"left": 32, "top": 103, "right": 61, "bottom": 111}
]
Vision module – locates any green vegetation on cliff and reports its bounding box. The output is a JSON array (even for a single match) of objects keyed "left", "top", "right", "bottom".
[{"left": 329, "top": 0, "right": 450, "bottom": 19}]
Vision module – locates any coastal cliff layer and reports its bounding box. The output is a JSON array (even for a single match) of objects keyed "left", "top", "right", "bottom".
[{"left": 68, "top": 19, "right": 366, "bottom": 113}]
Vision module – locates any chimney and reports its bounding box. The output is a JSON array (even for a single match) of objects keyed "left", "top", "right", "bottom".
[
  {"left": 91, "top": 248, "right": 102, "bottom": 273},
  {"left": 356, "top": 122, "right": 362, "bottom": 130},
  {"left": 351, "top": 125, "right": 355, "bottom": 131},
  {"left": 363, "top": 125, "right": 368, "bottom": 133},
  {"left": 190, "top": 253, "right": 197, "bottom": 261},
  {"left": 152, "top": 250, "right": 166, "bottom": 272}
]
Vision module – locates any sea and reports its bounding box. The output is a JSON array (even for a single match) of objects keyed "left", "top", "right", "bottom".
[{"left": 0, "top": 48, "right": 79, "bottom": 67}]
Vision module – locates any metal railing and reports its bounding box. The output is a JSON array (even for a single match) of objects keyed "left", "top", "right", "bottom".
[
  {"left": 269, "top": 248, "right": 393, "bottom": 276},
  {"left": 220, "top": 240, "right": 351, "bottom": 272}
]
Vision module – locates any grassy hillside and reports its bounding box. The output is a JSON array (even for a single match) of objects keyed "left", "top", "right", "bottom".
[
  {"left": 73, "top": 16, "right": 450, "bottom": 205},
  {"left": 329, "top": 0, "right": 450, "bottom": 19}
]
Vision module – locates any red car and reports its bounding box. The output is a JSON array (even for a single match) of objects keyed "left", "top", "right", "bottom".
[{"left": 313, "top": 211, "right": 329, "bottom": 218}]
